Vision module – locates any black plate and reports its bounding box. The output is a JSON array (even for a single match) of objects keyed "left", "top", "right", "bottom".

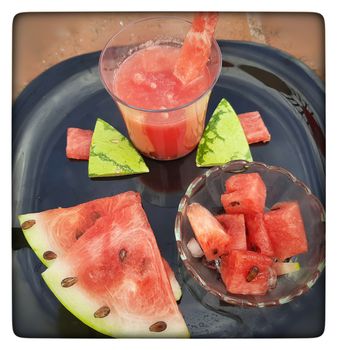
[{"left": 12, "top": 41, "right": 325, "bottom": 338}]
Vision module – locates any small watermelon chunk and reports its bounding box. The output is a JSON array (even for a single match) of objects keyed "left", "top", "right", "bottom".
[
  {"left": 264, "top": 201, "right": 308, "bottom": 260},
  {"left": 66, "top": 128, "right": 93, "bottom": 160},
  {"left": 174, "top": 12, "right": 218, "bottom": 85},
  {"left": 273, "top": 262, "right": 301, "bottom": 276},
  {"left": 220, "top": 250, "right": 274, "bottom": 295},
  {"left": 18, "top": 191, "right": 142, "bottom": 267},
  {"left": 221, "top": 173, "right": 266, "bottom": 215},
  {"left": 42, "top": 206, "right": 189, "bottom": 337},
  {"left": 238, "top": 111, "right": 271, "bottom": 144},
  {"left": 215, "top": 214, "right": 247, "bottom": 251},
  {"left": 245, "top": 213, "right": 274, "bottom": 257},
  {"left": 186, "top": 203, "right": 231, "bottom": 261}
]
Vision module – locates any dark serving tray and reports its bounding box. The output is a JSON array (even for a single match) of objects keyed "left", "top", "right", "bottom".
[{"left": 12, "top": 41, "right": 325, "bottom": 338}]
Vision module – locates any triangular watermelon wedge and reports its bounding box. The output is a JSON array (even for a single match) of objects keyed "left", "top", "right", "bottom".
[
  {"left": 18, "top": 192, "right": 182, "bottom": 301},
  {"left": 88, "top": 118, "right": 149, "bottom": 177},
  {"left": 18, "top": 192, "right": 141, "bottom": 267},
  {"left": 42, "top": 206, "right": 189, "bottom": 337}
]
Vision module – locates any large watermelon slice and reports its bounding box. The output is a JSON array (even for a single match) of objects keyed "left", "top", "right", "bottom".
[
  {"left": 18, "top": 192, "right": 182, "bottom": 301},
  {"left": 18, "top": 192, "right": 141, "bottom": 267},
  {"left": 88, "top": 118, "right": 149, "bottom": 177},
  {"left": 215, "top": 214, "right": 247, "bottom": 251},
  {"left": 264, "top": 201, "right": 308, "bottom": 260},
  {"left": 42, "top": 206, "right": 189, "bottom": 337},
  {"left": 174, "top": 12, "right": 218, "bottom": 85},
  {"left": 238, "top": 111, "right": 271, "bottom": 144},
  {"left": 220, "top": 250, "right": 274, "bottom": 295},
  {"left": 186, "top": 203, "right": 231, "bottom": 260},
  {"left": 245, "top": 213, "right": 274, "bottom": 257},
  {"left": 221, "top": 172, "right": 266, "bottom": 215},
  {"left": 66, "top": 128, "right": 93, "bottom": 160},
  {"left": 196, "top": 99, "right": 253, "bottom": 167}
]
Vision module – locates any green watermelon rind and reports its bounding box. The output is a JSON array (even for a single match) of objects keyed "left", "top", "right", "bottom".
[
  {"left": 88, "top": 118, "right": 149, "bottom": 178},
  {"left": 18, "top": 213, "right": 54, "bottom": 267},
  {"left": 42, "top": 258, "right": 190, "bottom": 338},
  {"left": 42, "top": 259, "right": 121, "bottom": 337},
  {"left": 196, "top": 98, "right": 253, "bottom": 167}
]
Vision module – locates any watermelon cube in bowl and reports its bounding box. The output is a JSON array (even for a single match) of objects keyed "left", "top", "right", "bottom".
[{"left": 175, "top": 160, "right": 325, "bottom": 307}]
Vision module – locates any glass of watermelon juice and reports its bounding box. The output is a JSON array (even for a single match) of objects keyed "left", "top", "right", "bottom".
[{"left": 99, "top": 17, "right": 222, "bottom": 160}]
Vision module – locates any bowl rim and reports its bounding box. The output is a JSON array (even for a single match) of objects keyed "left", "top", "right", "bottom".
[{"left": 175, "top": 160, "right": 325, "bottom": 307}]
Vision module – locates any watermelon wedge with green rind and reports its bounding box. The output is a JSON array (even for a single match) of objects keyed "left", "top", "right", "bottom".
[
  {"left": 196, "top": 98, "right": 253, "bottom": 167},
  {"left": 18, "top": 192, "right": 182, "bottom": 301},
  {"left": 88, "top": 118, "right": 149, "bottom": 177},
  {"left": 18, "top": 192, "right": 141, "bottom": 267},
  {"left": 42, "top": 206, "right": 189, "bottom": 337}
]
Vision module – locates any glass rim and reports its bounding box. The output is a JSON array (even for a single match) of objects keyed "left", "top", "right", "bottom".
[
  {"left": 98, "top": 16, "right": 223, "bottom": 113},
  {"left": 175, "top": 160, "right": 326, "bottom": 307}
]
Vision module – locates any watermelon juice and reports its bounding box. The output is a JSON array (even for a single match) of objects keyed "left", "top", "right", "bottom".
[{"left": 99, "top": 17, "right": 222, "bottom": 160}]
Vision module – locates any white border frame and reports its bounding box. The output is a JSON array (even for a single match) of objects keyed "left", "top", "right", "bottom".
[{"left": 3, "top": 1, "right": 335, "bottom": 349}]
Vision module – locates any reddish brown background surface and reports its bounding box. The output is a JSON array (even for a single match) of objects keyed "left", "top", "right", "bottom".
[{"left": 13, "top": 12, "right": 324, "bottom": 100}]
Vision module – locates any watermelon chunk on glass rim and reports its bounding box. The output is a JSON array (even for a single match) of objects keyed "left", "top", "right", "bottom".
[
  {"left": 174, "top": 12, "right": 219, "bottom": 85},
  {"left": 42, "top": 206, "right": 189, "bottom": 337}
]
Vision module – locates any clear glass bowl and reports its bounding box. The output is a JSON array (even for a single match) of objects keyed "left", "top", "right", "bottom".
[{"left": 175, "top": 160, "right": 325, "bottom": 307}]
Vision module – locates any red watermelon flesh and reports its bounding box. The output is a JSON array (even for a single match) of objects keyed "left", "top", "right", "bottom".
[
  {"left": 221, "top": 173, "right": 266, "bottom": 215},
  {"left": 173, "top": 12, "right": 218, "bottom": 85},
  {"left": 245, "top": 213, "right": 275, "bottom": 257},
  {"left": 187, "top": 203, "right": 231, "bottom": 260},
  {"left": 215, "top": 214, "right": 247, "bottom": 251},
  {"left": 264, "top": 201, "right": 308, "bottom": 260},
  {"left": 220, "top": 250, "right": 274, "bottom": 295},
  {"left": 238, "top": 111, "right": 271, "bottom": 144},
  {"left": 66, "top": 128, "right": 93, "bottom": 160},
  {"left": 43, "top": 206, "right": 189, "bottom": 337},
  {"left": 18, "top": 191, "right": 141, "bottom": 266}
]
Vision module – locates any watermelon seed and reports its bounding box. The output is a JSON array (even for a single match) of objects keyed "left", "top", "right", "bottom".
[
  {"left": 61, "top": 277, "right": 78, "bottom": 288},
  {"left": 21, "top": 220, "right": 36, "bottom": 230},
  {"left": 94, "top": 306, "right": 110, "bottom": 318},
  {"left": 246, "top": 266, "right": 259, "bottom": 282},
  {"left": 75, "top": 229, "right": 84, "bottom": 240},
  {"left": 213, "top": 248, "right": 218, "bottom": 256},
  {"left": 91, "top": 211, "right": 101, "bottom": 221},
  {"left": 119, "top": 249, "right": 127, "bottom": 262},
  {"left": 230, "top": 201, "right": 240, "bottom": 207},
  {"left": 43, "top": 250, "right": 57, "bottom": 260},
  {"left": 149, "top": 321, "right": 167, "bottom": 332},
  {"left": 75, "top": 230, "right": 84, "bottom": 239}
]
